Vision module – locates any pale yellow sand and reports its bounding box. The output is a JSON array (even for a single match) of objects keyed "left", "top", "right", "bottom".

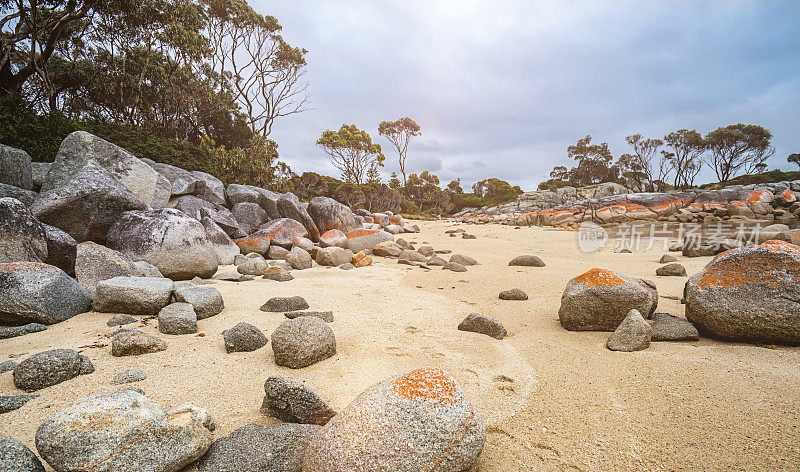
[{"left": 2, "top": 220, "right": 799, "bottom": 471}]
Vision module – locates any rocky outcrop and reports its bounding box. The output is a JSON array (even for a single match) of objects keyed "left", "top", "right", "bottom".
[
  {"left": 278, "top": 193, "right": 320, "bottom": 242},
  {"left": 30, "top": 160, "right": 149, "bottom": 243},
  {"left": 685, "top": 240, "right": 800, "bottom": 344},
  {"left": 35, "top": 389, "right": 214, "bottom": 472},
  {"left": 107, "top": 209, "right": 218, "bottom": 279},
  {"left": 0, "top": 262, "right": 91, "bottom": 325},
  {"left": 41, "top": 131, "right": 166, "bottom": 207},
  {"left": 0, "top": 144, "right": 33, "bottom": 190},
  {"left": 307, "top": 196, "right": 357, "bottom": 235},
  {"left": 0, "top": 197, "right": 48, "bottom": 263}
]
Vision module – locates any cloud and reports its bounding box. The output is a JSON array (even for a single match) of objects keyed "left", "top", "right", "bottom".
[{"left": 257, "top": 0, "right": 800, "bottom": 190}]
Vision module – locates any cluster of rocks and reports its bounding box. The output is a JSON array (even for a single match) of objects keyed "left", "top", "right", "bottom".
[
  {"left": 453, "top": 181, "right": 800, "bottom": 227},
  {"left": 1, "top": 367, "right": 484, "bottom": 472}
]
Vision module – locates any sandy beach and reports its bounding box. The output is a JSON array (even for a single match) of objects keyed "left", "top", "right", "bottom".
[{"left": 2, "top": 219, "right": 799, "bottom": 472}]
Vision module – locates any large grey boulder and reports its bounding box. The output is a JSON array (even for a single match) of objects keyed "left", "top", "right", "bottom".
[
  {"left": 200, "top": 205, "right": 246, "bottom": 239},
  {"left": 158, "top": 303, "right": 198, "bottom": 335},
  {"left": 191, "top": 171, "right": 226, "bottom": 206},
  {"left": 225, "top": 184, "right": 280, "bottom": 218},
  {"left": 302, "top": 367, "right": 485, "bottom": 472},
  {"left": 0, "top": 197, "right": 47, "bottom": 263},
  {"left": 232, "top": 202, "right": 267, "bottom": 235},
  {"left": 35, "top": 389, "right": 214, "bottom": 472},
  {"left": 0, "top": 182, "right": 37, "bottom": 205},
  {"left": 0, "top": 262, "right": 91, "bottom": 325},
  {"left": 286, "top": 246, "right": 312, "bottom": 270},
  {"left": 307, "top": 196, "right": 357, "bottom": 235},
  {"left": 261, "top": 375, "right": 336, "bottom": 425},
  {"left": 149, "top": 162, "right": 199, "bottom": 196},
  {"left": 685, "top": 240, "right": 800, "bottom": 344},
  {"left": 0, "top": 435, "right": 45, "bottom": 472},
  {"left": 74, "top": 242, "right": 137, "bottom": 295},
  {"left": 315, "top": 247, "right": 350, "bottom": 267},
  {"left": 42, "top": 131, "right": 163, "bottom": 207},
  {"left": 198, "top": 423, "right": 318, "bottom": 472},
  {"left": 107, "top": 208, "right": 218, "bottom": 280},
  {"left": 200, "top": 216, "right": 239, "bottom": 265},
  {"left": 558, "top": 267, "right": 658, "bottom": 331},
  {"left": 169, "top": 194, "right": 215, "bottom": 220},
  {"left": 0, "top": 144, "right": 33, "bottom": 190},
  {"left": 278, "top": 193, "right": 320, "bottom": 242},
  {"left": 93, "top": 276, "right": 174, "bottom": 315},
  {"left": 346, "top": 228, "right": 393, "bottom": 253},
  {"left": 13, "top": 349, "right": 94, "bottom": 392},
  {"left": 41, "top": 224, "right": 76, "bottom": 275},
  {"left": 252, "top": 218, "right": 309, "bottom": 249},
  {"left": 271, "top": 317, "right": 336, "bottom": 368},
  {"left": 606, "top": 309, "right": 652, "bottom": 352},
  {"left": 173, "top": 283, "right": 223, "bottom": 319},
  {"left": 30, "top": 160, "right": 148, "bottom": 243}
]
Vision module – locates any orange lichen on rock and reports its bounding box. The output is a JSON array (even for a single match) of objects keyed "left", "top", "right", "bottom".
[
  {"left": 235, "top": 236, "right": 268, "bottom": 251},
  {"left": 346, "top": 228, "right": 379, "bottom": 239},
  {"left": 321, "top": 229, "right": 344, "bottom": 239},
  {"left": 0, "top": 261, "right": 51, "bottom": 273},
  {"left": 746, "top": 190, "right": 770, "bottom": 203},
  {"left": 572, "top": 267, "right": 626, "bottom": 288},
  {"left": 697, "top": 240, "right": 800, "bottom": 289},
  {"left": 391, "top": 367, "right": 457, "bottom": 407}
]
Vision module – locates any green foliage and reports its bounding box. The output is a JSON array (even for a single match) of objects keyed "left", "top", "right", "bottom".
[
  {"left": 0, "top": 94, "right": 77, "bottom": 162},
  {"left": 200, "top": 135, "right": 294, "bottom": 190},
  {"left": 705, "top": 123, "right": 775, "bottom": 183},
  {"left": 663, "top": 129, "right": 705, "bottom": 189},
  {"left": 388, "top": 172, "right": 401, "bottom": 190},
  {"left": 405, "top": 171, "right": 450, "bottom": 214},
  {"left": 316, "top": 124, "right": 385, "bottom": 184},
  {"left": 700, "top": 169, "right": 800, "bottom": 188}
]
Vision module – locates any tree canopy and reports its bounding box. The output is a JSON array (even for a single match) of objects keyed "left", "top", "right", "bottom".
[
  {"left": 317, "top": 124, "right": 385, "bottom": 185},
  {"left": 378, "top": 116, "right": 420, "bottom": 187}
]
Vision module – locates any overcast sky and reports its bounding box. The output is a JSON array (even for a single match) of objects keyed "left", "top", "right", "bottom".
[{"left": 255, "top": 0, "right": 800, "bottom": 191}]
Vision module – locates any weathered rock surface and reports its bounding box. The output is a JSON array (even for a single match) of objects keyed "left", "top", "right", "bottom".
[
  {"left": 0, "top": 197, "right": 47, "bottom": 263},
  {"left": 252, "top": 218, "right": 308, "bottom": 249},
  {"left": 450, "top": 254, "right": 477, "bottom": 266},
  {"left": 107, "top": 208, "right": 218, "bottom": 279},
  {"left": 559, "top": 267, "right": 658, "bottom": 331},
  {"left": 508, "top": 255, "right": 545, "bottom": 267},
  {"left": 0, "top": 322, "right": 46, "bottom": 340},
  {"left": 443, "top": 261, "right": 467, "bottom": 272},
  {"left": 93, "top": 276, "right": 174, "bottom": 315},
  {"left": 685, "top": 240, "right": 800, "bottom": 344},
  {"left": 271, "top": 317, "right": 336, "bottom": 368},
  {"left": 458, "top": 313, "right": 507, "bottom": 339},
  {"left": 74, "top": 241, "right": 137, "bottom": 295},
  {"left": 307, "top": 196, "right": 357, "bottom": 235},
  {"left": 0, "top": 144, "right": 33, "bottom": 190},
  {"left": 232, "top": 202, "right": 267, "bottom": 235},
  {"left": 200, "top": 216, "right": 240, "bottom": 265},
  {"left": 0, "top": 435, "right": 45, "bottom": 472},
  {"left": 42, "top": 131, "right": 164, "bottom": 206},
  {"left": 13, "top": 349, "right": 94, "bottom": 392},
  {"left": 41, "top": 224, "right": 76, "bottom": 275},
  {"left": 173, "top": 283, "right": 223, "bottom": 319},
  {"left": 499, "top": 288, "right": 528, "bottom": 300},
  {"left": 35, "top": 389, "right": 214, "bottom": 472},
  {"left": 319, "top": 229, "right": 348, "bottom": 248},
  {"left": 278, "top": 193, "right": 320, "bottom": 242},
  {"left": 191, "top": 171, "right": 226, "bottom": 205},
  {"left": 107, "top": 314, "right": 137, "bottom": 327},
  {"left": 31, "top": 161, "right": 148, "bottom": 243},
  {"left": 158, "top": 303, "right": 198, "bottom": 335},
  {"left": 649, "top": 313, "right": 700, "bottom": 341},
  {"left": 111, "top": 369, "right": 147, "bottom": 385},
  {"left": 656, "top": 263, "right": 687, "bottom": 276},
  {"left": 346, "top": 228, "right": 393, "bottom": 253},
  {"left": 261, "top": 296, "right": 309, "bottom": 312},
  {"left": 0, "top": 394, "right": 39, "bottom": 414},
  {"left": 606, "top": 309, "right": 652, "bottom": 352},
  {"left": 198, "top": 423, "right": 318, "bottom": 472},
  {"left": 302, "top": 367, "right": 485, "bottom": 472},
  {"left": 223, "top": 322, "right": 268, "bottom": 353},
  {"left": 261, "top": 375, "right": 336, "bottom": 425},
  {"left": 0, "top": 182, "right": 37, "bottom": 205},
  {"left": 0, "top": 262, "right": 91, "bottom": 325},
  {"left": 315, "top": 247, "right": 351, "bottom": 266},
  {"left": 111, "top": 331, "right": 168, "bottom": 356},
  {"left": 286, "top": 246, "right": 312, "bottom": 270}
]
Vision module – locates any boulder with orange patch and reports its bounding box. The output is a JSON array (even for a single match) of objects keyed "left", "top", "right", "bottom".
[
  {"left": 302, "top": 367, "right": 485, "bottom": 472},
  {"left": 685, "top": 240, "right": 800, "bottom": 344},
  {"left": 559, "top": 267, "right": 658, "bottom": 331},
  {"left": 345, "top": 228, "right": 393, "bottom": 253}
]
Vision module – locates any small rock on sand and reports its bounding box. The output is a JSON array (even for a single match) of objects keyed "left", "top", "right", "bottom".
[
  {"left": 508, "top": 255, "right": 545, "bottom": 267},
  {"left": 261, "top": 375, "right": 337, "bottom": 425},
  {"left": 223, "top": 322, "right": 268, "bottom": 353},
  {"left": 261, "top": 296, "right": 309, "bottom": 312},
  {"left": 271, "top": 317, "right": 336, "bottom": 369},
  {"left": 606, "top": 309, "right": 652, "bottom": 352},
  {"left": 458, "top": 313, "right": 507, "bottom": 339},
  {"left": 499, "top": 288, "right": 528, "bottom": 300}
]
